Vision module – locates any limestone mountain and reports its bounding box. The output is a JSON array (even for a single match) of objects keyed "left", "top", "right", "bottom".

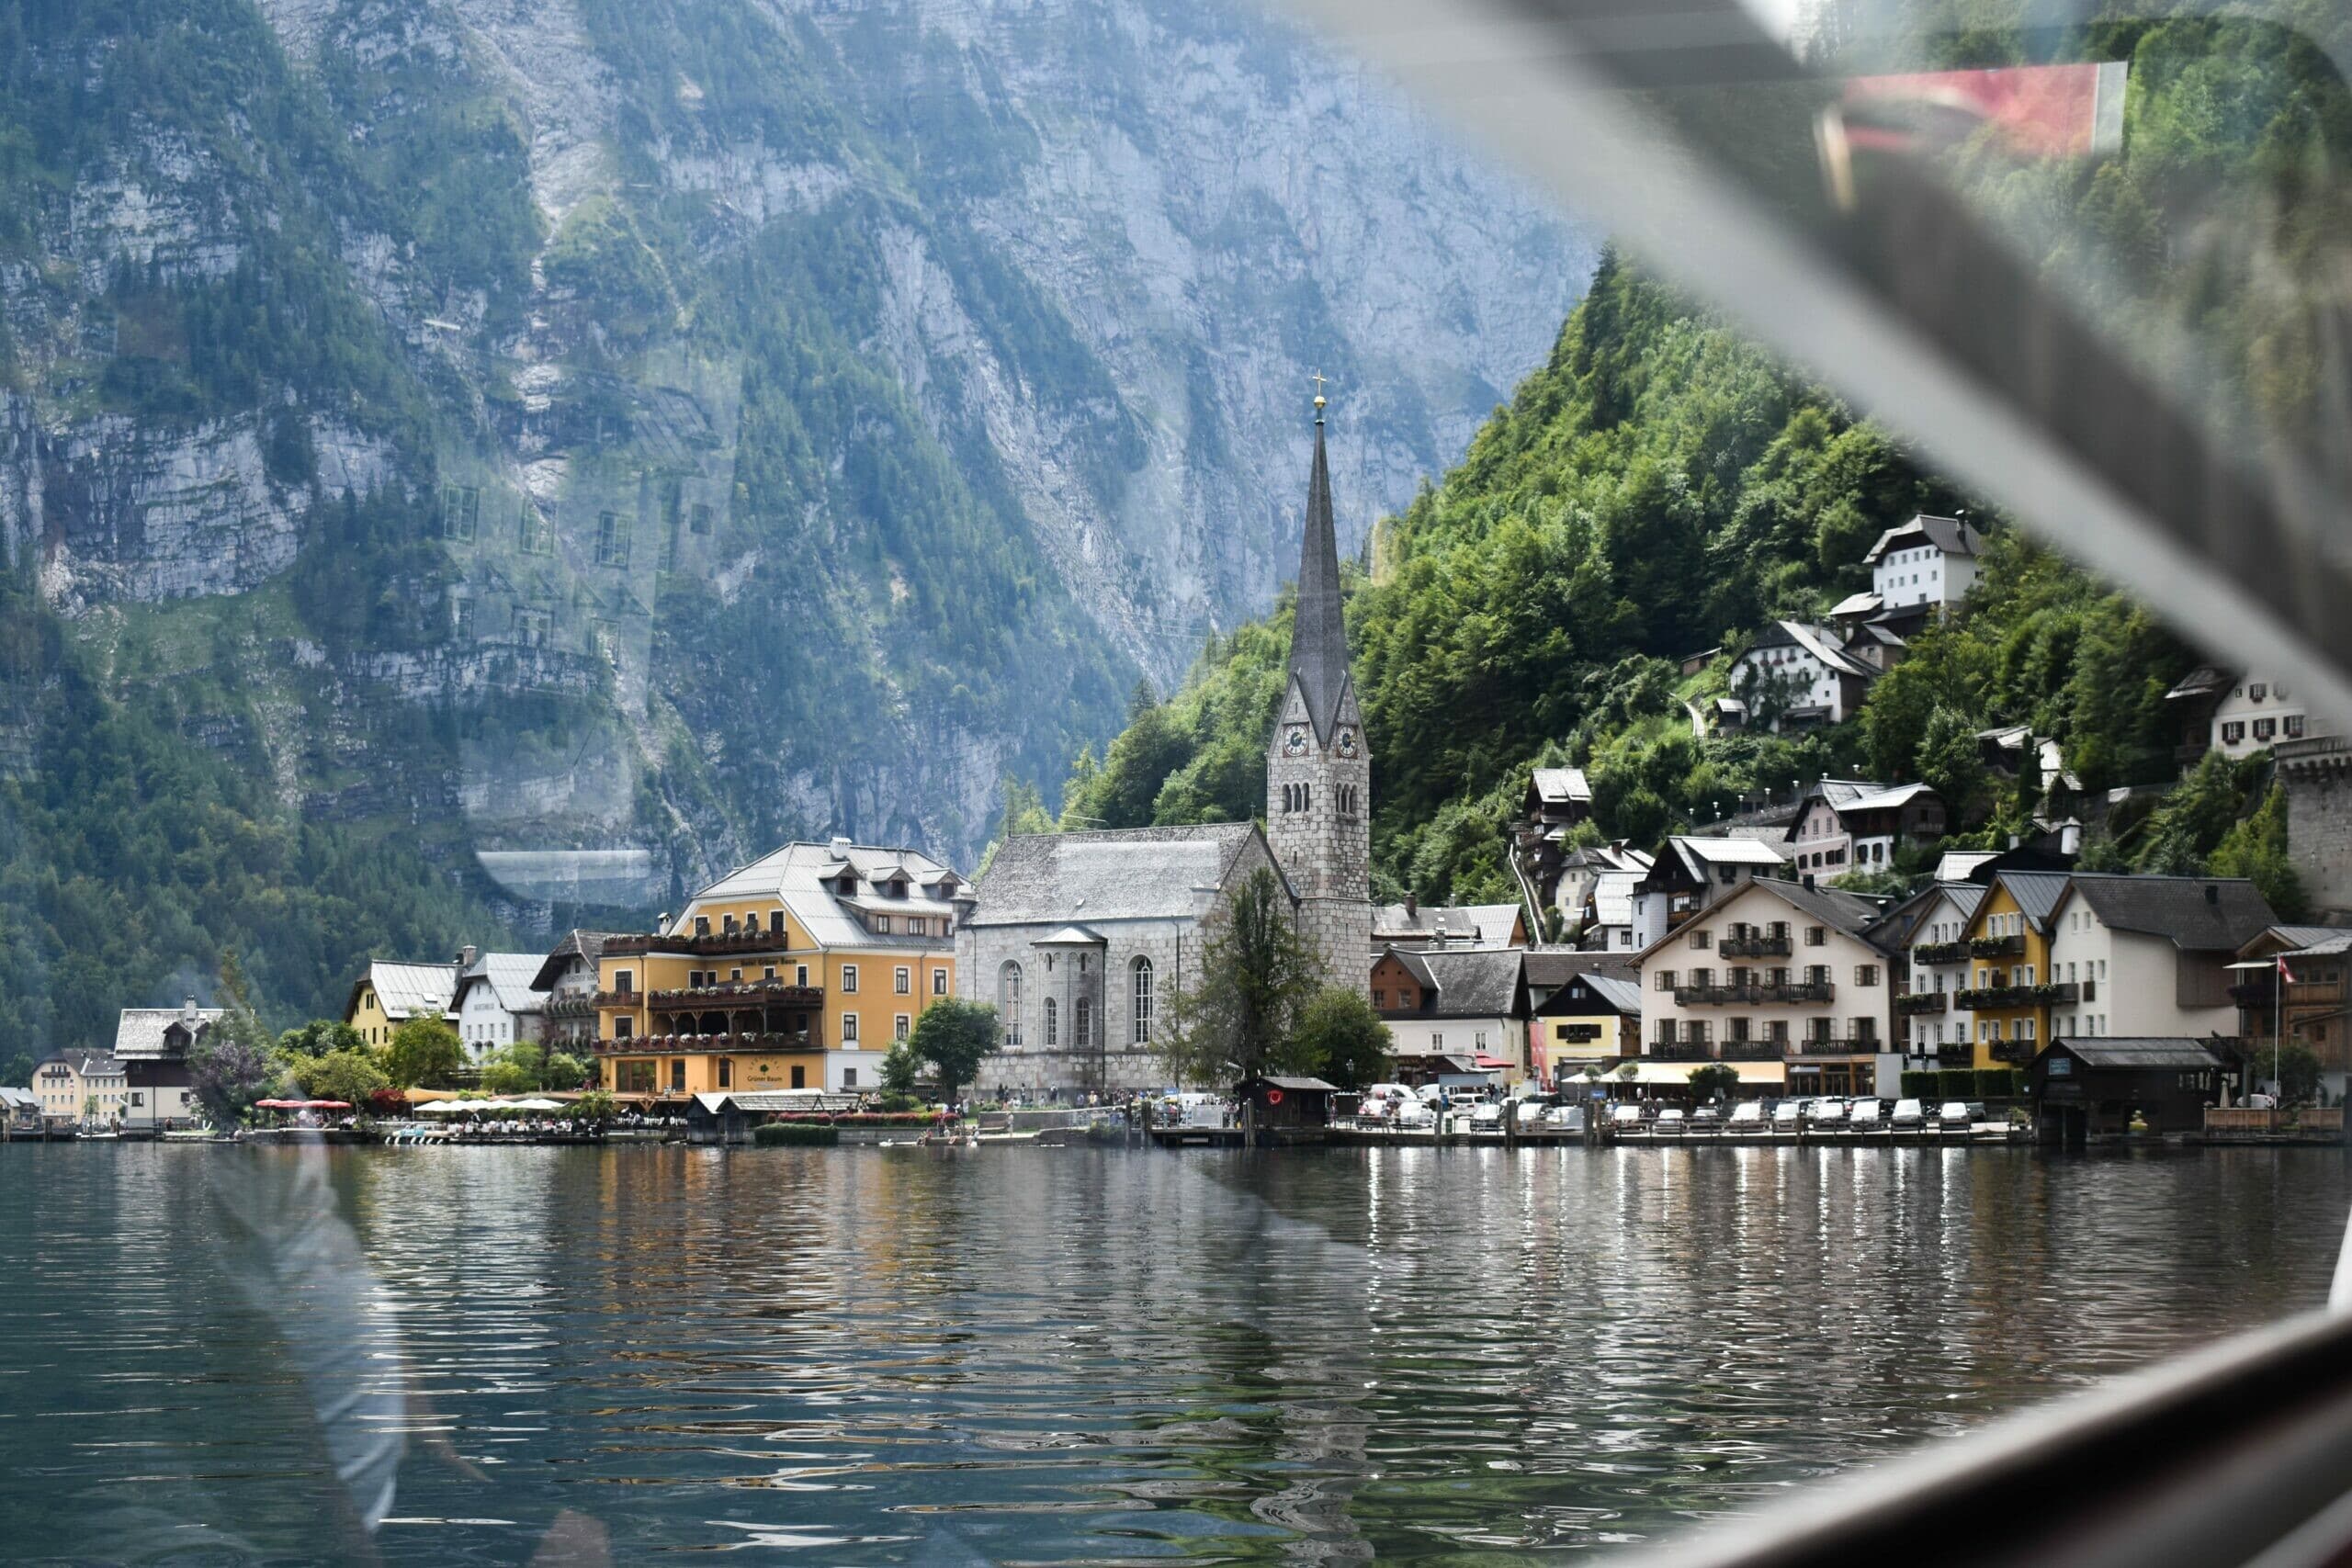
[{"left": 0, "top": 0, "right": 1588, "bottom": 1039}]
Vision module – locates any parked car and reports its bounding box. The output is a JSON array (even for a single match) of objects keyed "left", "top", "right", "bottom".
[
  {"left": 1891, "top": 1097, "right": 1928, "bottom": 1128},
  {"left": 1808, "top": 1098, "right": 1849, "bottom": 1125},
  {"left": 1690, "top": 1105, "right": 1722, "bottom": 1127},
  {"left": 1361, "top": 1084, "right": 1415, "bottom": 1121},
  {"left": 1936, "top": 1100, "right": 1973, "bottom": 1129},
  {"left": 1771, "top": 1099, "right": 1803, "bottom": 1129},
  {"left": 1727, "top": 1100, "right": 1765, "bottom": 1128},
  {"left": 1654, "top": 1107, "right": 1686, "bottom": 1134},
  {"left": 1543, "top": 1101, "right": 1586, "bottom": 1129},
  {"left": 1394, "top": 1095, "right": 1435, "bottom": 1128},
  {"left": 1469, "top": 1100, "right": 1507, "bottom": 1130},
  {"left": 1849, "top": 1098, "right": 1884, "bottom": 1128},
  {"left": 1610, "top": 1102, "right": 1646, "bottom": 1128}
]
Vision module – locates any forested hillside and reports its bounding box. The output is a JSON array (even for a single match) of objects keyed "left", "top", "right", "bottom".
[{"left": 1050, "top": 8, "right": 2352, "bottom": 917}]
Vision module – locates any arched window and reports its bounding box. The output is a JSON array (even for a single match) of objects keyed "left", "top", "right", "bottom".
[
  {"left": 1044, "top": 997, "right": 1058, "bottom": 1047},
  {"left": 1074, "top": 996, "right": 1092, "bottom": 1049},
  {"left": 999, "top": 962, "right": 1023, "bottom": 1046},
  {"left": 1132, "top": 957, "right": 1154, "bottom": 1044}
]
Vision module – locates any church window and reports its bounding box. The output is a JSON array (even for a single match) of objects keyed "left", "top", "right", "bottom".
[
  {"left": 596, "top": 510, "right": 631, "bottom": 567},
  {"left": 999, "top": 963, "right": 1023, "bottom": 1046},
  {"left": 1074, "top": 997, "right": 1092, "bottom": 1049},
  {"left": 1132, "top": 957, "right": 1154, "bottom": 1044},
  {"left": 1045, "top": 998, "right": 1058, "bottom": 1046}
]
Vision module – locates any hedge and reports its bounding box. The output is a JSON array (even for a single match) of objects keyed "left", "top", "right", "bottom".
[
  {"left": 752, "top": 1122, "right": 840, "bottom": 1147},
  {"left": 1973, "top": 1068, "right": 2020, "bottom": 1099},
  {"left": 1937, "top": 1067, "right": 1977, "bottom": 1100},
  {"left": 1899, "top": 1070, "right": 1940, "bottom": 1098}
]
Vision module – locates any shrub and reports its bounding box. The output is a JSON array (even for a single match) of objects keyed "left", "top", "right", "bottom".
[
  {"left": 1937, "top": 1067, "right": 1977, "bottom": 1100},
  {"left": 1899, "top": 1070, "right": 1940, "bottom": 1098},
  {"left": 752, "top": 1122, "right": 839, "bottom": 1147},
  {"left": 1973, "top": 1068, "right": 2020, "bottom": 1099}
]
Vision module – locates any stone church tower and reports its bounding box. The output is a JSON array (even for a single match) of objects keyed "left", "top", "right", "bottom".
[{"left": 1266, "top": 395, "right": 1374, "bottom": 998}]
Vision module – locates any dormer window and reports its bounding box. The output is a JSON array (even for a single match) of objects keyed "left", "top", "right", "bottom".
[
  {"left": 837, "top": 874, "right": 857, "bottom": 897},
  {"left": 889, "top": 878, "right": 910, "bottom": 898}
]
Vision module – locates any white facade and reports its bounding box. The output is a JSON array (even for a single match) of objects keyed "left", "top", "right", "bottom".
[
  {"left": 2208, "top": 675, "right": 2309, "bottom": 760},
  {"left": 2045, "top": 909, "right": 2233, "bottom": 1040},
  {"left": 1872, "top": 539, "right": 1977, "bottom": 612},
  {"left": 1903, "top": 889, "right": 1979, "bottom": 1055}
]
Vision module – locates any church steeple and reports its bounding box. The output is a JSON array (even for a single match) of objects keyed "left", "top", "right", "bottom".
[{"left": 1287, "top": 391, "right": 1351, "bottom": 742}]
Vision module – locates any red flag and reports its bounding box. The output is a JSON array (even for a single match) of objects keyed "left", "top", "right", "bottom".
[{"left": 2278, "top": 955, "right": 2299, "bottom": 985}]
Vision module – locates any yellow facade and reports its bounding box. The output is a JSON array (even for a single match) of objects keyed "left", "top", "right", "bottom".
[
  {"left": 1957, "top": 876, "right": 2054, "bottom": 1071},
  {"left": 594, "top": 874, "right": 957, "bottom": 1098},
  {"left": 345, "top": 984, "right": 397, "bottom": 1049}
]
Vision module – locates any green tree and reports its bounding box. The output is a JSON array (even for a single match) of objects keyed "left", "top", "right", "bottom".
[
  {"left": 189, "top": 951, "right": 280, "bottom": 1128},
  {"left": 1689, "top": 1063, "right": 1740, "bottom": 1100},
  {"left": 907, "top": 999, "right": 1000, "bottom": 1105},
  {"left": 572, "top": 1089, "right": 617, "bottom": 1122},
  {"left": 0, "top": 1052, "right": 32, "bottom": 1089},
  {"left": 541, "top": 1051, "right": 590, "bottom": 1091},
  {"left": 1157, "top": 868, "right": 1318, "bottom": 1086},
  {"left": 1292, "top": 987, "right": 1392, "bottom": 1090},
  {"left": 277, "top": 1020, "right": 368, "bottom": 1058},
  {"left": 481, "top": 1042, "right": 547, "bottom": 1095},
  {"left": 2208, "top": 784, "right": 2307, "bottom": 919},
  {"left": 384, "top": 1017, "right": 464, "bottom": 1089},
  {"left": 880, "top": 1039, "right": 923, "bottom": 1097},
  {"left": 289, "top": 1047, "right": 389, "bottom": 1106},
  {"left": 1915, "top": 705, "right": 1991, "bottom": 829},
  {"left": 2276, "top": 1041, "right": 2322, "bottom": 1108}
]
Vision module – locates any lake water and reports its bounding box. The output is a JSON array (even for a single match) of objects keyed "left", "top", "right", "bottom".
[{"left": 0, "top": 1143, "right": 2344, "bottom": 1563}]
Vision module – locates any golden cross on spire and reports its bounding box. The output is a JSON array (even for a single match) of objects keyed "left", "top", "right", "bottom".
[{"left": 1309, "top": 368, "right": 1330, "bottom": 407}]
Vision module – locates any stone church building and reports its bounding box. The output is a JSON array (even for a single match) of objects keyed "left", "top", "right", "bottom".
[{"left": 958, "top": 403, "right": 1374, "bottom": 1098}]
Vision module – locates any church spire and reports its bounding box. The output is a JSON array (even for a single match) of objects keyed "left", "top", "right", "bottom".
[{"left": 1287, "top": 383, "right": 1350, "bottom": 741}]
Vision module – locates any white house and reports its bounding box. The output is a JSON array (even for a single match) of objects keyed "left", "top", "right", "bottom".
[
  {"left": 1387, "top": 948, "right": 1533, "bottom": 1080},
  {"left": 1633, "top": 878, "right": 1899, "bottom": 1099},
  {"left": 2045, "top": 874, "right": 2277, "bottom": 1040},
  {"left": 1863, "top": 513, "right": 1985, "bottom": 617},
  {"left": 532, "top": 931, "right": 614, "bottom": 1050},
  {"left": 452, "top": 952, "right": 551, "bottom": 1059},
  {"left": 1629, "top": 834, "right": 1788, "bottom": 949},
  {"left": 1894, "top": 881, "right": 1985, "bottom": 1062},
  {"left": 1785, "top": 778, "right": 1947, "bottom": 875},
  {"left": 1728, "top": 621, "right": 1878, "bottom": 728},
  {"left": 2206, "top": 674, "right": 2312, "bottom": 760}
]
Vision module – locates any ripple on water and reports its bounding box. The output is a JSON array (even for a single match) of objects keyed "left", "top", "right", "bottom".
[{"left": 0, "top": 1143, "right": 2340, "bottom": 1562}]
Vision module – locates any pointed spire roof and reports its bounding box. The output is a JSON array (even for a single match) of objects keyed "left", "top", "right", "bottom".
[{"left": 1287, "top": 405, "right": 1352, "bottom": 741}]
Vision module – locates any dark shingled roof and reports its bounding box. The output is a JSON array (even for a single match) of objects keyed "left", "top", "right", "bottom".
[
  {"left": 1418, "top": 948, "right": 1528, "bottom": 1018},
  {"left": 531, "top": 930, "right": 616, "bottom": 993},
  {"left": 2044, "top": 1038, "right": 2225, "bottom": 1070},
  {"left": 1996, "top": 870, "right": 2074, "bottom": 931},
  {"left": 2062, "top": 874, "right": 2277, "bottom": 951},
  {"left": 1287, "top": 416, "right": 1354, "bottom": 742},
  {"left": 967, "top": 824, "right": 1277, "bottom": 926},
  {"left": 1863, "top": 513, "right": 1986, "bottom": 563},
  {"left": 1521, "top": 951, "right": 1635, "bottom": 989}
]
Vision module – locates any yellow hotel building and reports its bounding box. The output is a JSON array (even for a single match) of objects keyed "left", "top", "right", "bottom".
[
  {"left": 596, "top": 838, "right": 968, "bottom": 1100},
  {"left": 1954, "top": 870, "right": 2071, "bottom": 1070}
]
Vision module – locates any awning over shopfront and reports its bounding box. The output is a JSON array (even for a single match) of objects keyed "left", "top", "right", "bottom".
[{"left": 1593, "top": 1061, "right": 1787, "bottom": 1088}]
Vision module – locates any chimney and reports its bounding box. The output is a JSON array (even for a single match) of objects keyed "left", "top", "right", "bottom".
[
  {"left": 2060, "top": 820, "right": 2082, "bottom": 856},
  {"left": 2007, "top": 833, "right": 2020, "bottom": 850},
  {"left": 182, "top": 996, "right": 199, "bottom": 1028},
  {"left": 830, "top": 835, "right": 854, "bottom": 852},
  {"left": 1802, "top": 874, "right": 1815, "bottom": 890},
  {"left": 1405, "top": 893, "right": 1419, "bottom": 919},
  {"left": 457, "top": 944, "right": 478, "bottom": 968}
]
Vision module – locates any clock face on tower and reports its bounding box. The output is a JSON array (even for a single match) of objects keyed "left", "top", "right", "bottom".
[
  {"left": 1336, "top": 727, "right": 1359, "bottom": 760},
  {"left": 1283, "top": 725, "right": 1308, "bottom": 758}
]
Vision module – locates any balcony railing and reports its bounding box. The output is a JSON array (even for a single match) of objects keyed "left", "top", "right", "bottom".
[
  {"left": 1956, "top": 982, "right": 2077, "bottom": 1010},
  {"left": 646, "top": 979, "right": 825, "bottom": 1010},
  {"left": 594, "top": 1031, "right": 820, "bottom": 1055},
  {"left": 1894, "top": 991, "right": 1950, "bottom": 1016},
  {"left": 1971, "top": 934, "right": 2027, "bottom": 958},
  {"left": 1929, "top": 1045, "right": 1974, "bottom": 1066},
  {"left": 1991, "top": 1041, "right": 2036, "bottom": 1065},
  {"left": 1913, "top": 941, "right": 1970, "bottom": 966},
  {"left": 1646, "top": 1042, "right": 1714, "bottom": 1061},
  {"left": 1674, "top": 981, "right": 1833, "bottom": 1006},
  {"left": 544, "top": 992, "right": 598, "bottom": 1017},
  {"left": 1720, "top": 934, "right": 1793, "bottom": 959},
  {"left": 604, "top": 930, "right": 790, "bottom": 957},
  {"left": 1721, "top": 1040, "right": 1784, "bottom": 1061},
  {"left": 1791, "top": 1037, "right": 1882, "bottom": 1056}
]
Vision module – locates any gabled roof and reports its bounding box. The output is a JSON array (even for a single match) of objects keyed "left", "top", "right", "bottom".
[
  {"left": 1529, "top": 767, "right": 1592, "bottom": 807},
  {"left": 531, "top": 930, "right": 616, "bottom": 992},
  {"left": 1984, "top": 870, "right": 2073, "bottom": 931},
  {"left": 1747, "top": 620, "right": 1876, "bottom": 679},
  {"left": 1036, "top": 924, "right": 1108, "bottom": 946},
  {"left": 685, "top": 840, "right": 968, "bottom": 950},
  {"left": 1840, "top": 782, "right": 1939, "bottom": 815},
  {"left": 1372, "top": 902, "right": 1523, "bottom": 947},
  {"left": 1588, "top": 869, "right": 1644, "bottom": 928},
  {"left": 2281, "top": 933, "right": 2352, "bottom": 959},
  {"left": 2056, "top": 874, "right": 2278, "bottom": 952},
  {"left": 967, "top": 824, "right": 1277, "bottom": 928},
  {"left": 1375, "top": 945, "right": 1439, "bottom": 992},
  {"left": 1633, "top": 875, "right": 1892, "bottom": 964},
  {"left": 1828, "top": 589, "right": 1883, "bottom": 619},
  {"left": 1676, "top": 835, "right": 1786, "bottom": 866},
  {"left": 356, "top": 961, "right": 461, "bottom": 1021},
  {"left": 38, "top": 1050, "right": 122, "bottom": 1077},
  {"left": 1284, "top": 415, "right": 1354, "bottom": 743},
  {"left": 1936, "top": 850, "right": 1999, "bottom": 881},
  {"left": 112, "top": 1005, "right": 223, "bottom": 1060},
  {"left": 2165, "top": 666, "right": 2233, "bottom": 703},
  {"left": 1520, "top": 951, "right": 1636, "bottom": 990},
  {"left": 1862, "top": 513, "right": 1986, "bottom": 563},
  {"left": 2041, "top": 1038, "right": 2224, "bottom": 1070},
  {"left": 454, "top": 953, "right": 548, "bottom": 1016},
  {"left": 1417, "top": 948, "right": 1529, "bottom": 1019},
  {"left": 1533, "top": 971, "right": 1644, "bottom": 1015}
]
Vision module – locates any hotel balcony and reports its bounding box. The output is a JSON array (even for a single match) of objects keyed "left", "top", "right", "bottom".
[
  {"left": 1719, "top": 934, "right": 1793, "bottom": 959},
  {"left": 1789, "top": 1037, "right": 1882, "bottom": 1056},
  {"left": 1894, "top": 991, "right": 1950, "bottom": 1016},
  {"left": 544, "top": 992, "right": 598, "bottom": 1018},
  {"left": 604, "top": 930, "right": 790, "bottom": 958},
  {"left": 645, "top": 979, "right": 824, "bottom": 1010},
  {"left": 1970, "top": 933, "right": 2027, "bottom": 958},
  {"left": 593, "top": 1031, "right": 820, "bottom": 1055},
  {"left": 1674, "top": 981, "right": 1834, "bottom": 1006},
  {"left": 1990, "top": 1041, "right": 2036, "bottom": 1065},
  {"left": 1646, "top": 1042, "right": 1714, "bottom": 1062},
  {"left": 1720, "top": 1040, "right": 1785, "bottom": 1061},
  {"left": 1913, "top": 941, "right": 1970, "bottom": 966},
  {"left": 1955, "top": 982, "right": 2077, "bottom": 1010}
]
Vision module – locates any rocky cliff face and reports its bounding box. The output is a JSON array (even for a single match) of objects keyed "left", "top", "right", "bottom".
[{"left": 0, "top": 0, "right": 1589, "bottom": 911}]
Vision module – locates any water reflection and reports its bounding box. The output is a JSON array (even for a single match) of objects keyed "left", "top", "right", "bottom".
[{"left": 0, "top": 1145, "right": 2341, "bottom": 1562}]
